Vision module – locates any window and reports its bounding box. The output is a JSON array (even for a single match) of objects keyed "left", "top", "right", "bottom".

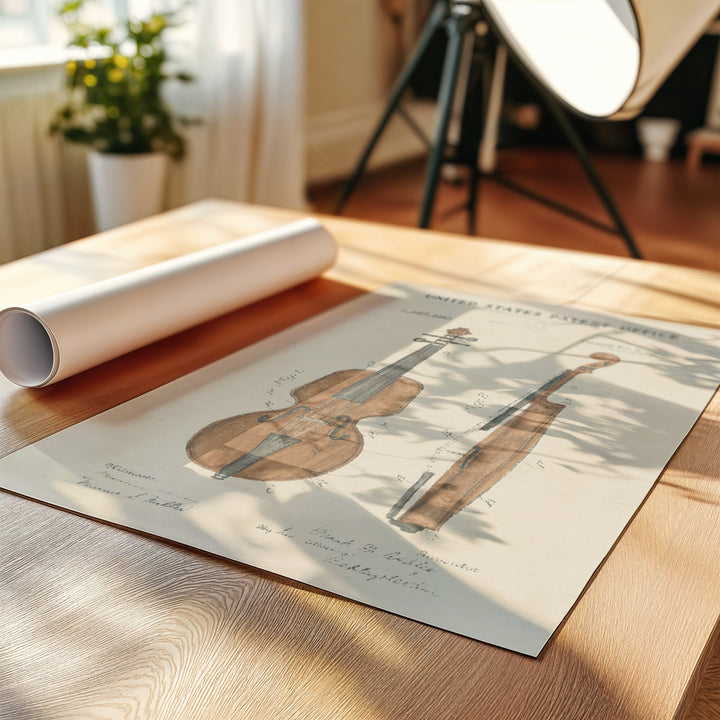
[
  {"left": 0, "top": 0, "right": 54, "bottom": 48},
  {"left": 0, "top": 1, "right": 137, "bottom": 68}
]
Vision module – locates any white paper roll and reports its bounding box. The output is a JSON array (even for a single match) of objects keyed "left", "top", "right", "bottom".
[{"left": 0, "top": 218, "right": 337, "bottom": 387}]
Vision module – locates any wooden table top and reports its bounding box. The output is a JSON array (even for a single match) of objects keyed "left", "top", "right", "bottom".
[{"left": 1, "top": 199, "right": 719, "bottom": 720}]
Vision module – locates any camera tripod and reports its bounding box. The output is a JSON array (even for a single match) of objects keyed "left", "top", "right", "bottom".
[{"left": 334, "top": 0, "right": 642, "bottom": 259}]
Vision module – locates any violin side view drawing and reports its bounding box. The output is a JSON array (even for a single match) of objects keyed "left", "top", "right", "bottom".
[
  {"left": 392, "top": 352, "right": 620, "bottom": 532},
  {"left": 186, "top": 328, "right": 474, "bottom": 481}
]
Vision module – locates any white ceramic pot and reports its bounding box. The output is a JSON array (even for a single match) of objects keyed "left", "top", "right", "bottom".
[
  {"left": 87, "top": 151, "right": 169, "bottom": 231},
  {"left": 636, "top": 117, "right": 681, "bottom": 163}
]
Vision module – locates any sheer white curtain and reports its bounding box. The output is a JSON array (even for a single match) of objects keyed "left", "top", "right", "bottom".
[
  {"left": 167, "top": 0, "right": 307, "bottom": 211},
  {"left": 0, "top": 0, "right": 306, "bottom": 263},
  {"left": 0, "top": 67, "right": 62, "bottom": 264}
]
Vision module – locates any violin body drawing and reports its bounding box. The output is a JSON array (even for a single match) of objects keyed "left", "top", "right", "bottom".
[
  {"left": 186, "top": 370, "right": 422, "bottom": 481},
  {"left": 186, "top": 328, "right": 473, "bottom": 481}
]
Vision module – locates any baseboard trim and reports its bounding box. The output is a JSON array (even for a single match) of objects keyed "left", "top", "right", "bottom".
[{"left": 305, "top": 98, "right": 437, "bottom": 185}]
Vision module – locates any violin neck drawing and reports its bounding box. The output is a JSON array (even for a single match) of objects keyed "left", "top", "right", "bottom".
[
  {"left": 393, "top": 353, "right": 620, "bottom": 532},
  {"left": 186, "top": 328, "right": 474, "bottom": 482}
]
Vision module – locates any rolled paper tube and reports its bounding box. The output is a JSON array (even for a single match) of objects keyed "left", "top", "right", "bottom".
[{"left": 0, "top": 218, "right": 337, "bottom": 387}]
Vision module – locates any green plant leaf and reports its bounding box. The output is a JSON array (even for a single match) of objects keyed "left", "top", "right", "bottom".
[{"left": 49, "top": 1, "right": 196, "bottom": 159}]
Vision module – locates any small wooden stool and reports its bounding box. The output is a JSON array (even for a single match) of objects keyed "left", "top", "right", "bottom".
[{"left": 686, "top": 127, "right": 720, "bottom": 170}]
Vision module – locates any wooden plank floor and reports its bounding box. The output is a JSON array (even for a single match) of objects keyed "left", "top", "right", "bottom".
[
  {"left": 310, "top": 148, "right": 720, "bottom": 272},
  {"left": 311, "top": 148, "right": 720, "bottom": 718}
]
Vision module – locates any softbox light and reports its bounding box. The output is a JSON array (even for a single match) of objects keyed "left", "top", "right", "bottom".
[{"left": 483, "top": 0, "right": 720, "bottom": 119}]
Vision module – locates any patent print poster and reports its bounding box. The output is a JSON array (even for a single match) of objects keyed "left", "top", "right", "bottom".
[{"left": 2, "top": 284, "right": 719, "bottom": 656}]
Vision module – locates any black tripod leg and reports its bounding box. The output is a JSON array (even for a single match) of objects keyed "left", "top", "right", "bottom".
[
  {"left": 465, "top": 36, "right": 497, "bottom": 235},
  {"left": 467, "top": 158, "right": 480, "bottom": 235},
  {"left": 419, "top": 10, "right": 473, "bottom": 228},
  {"left": 541, "top": 91, "right": 643, "bottom": 259},
  {"left": 334, "top": 0, "right": 447, "bottom": 214}
]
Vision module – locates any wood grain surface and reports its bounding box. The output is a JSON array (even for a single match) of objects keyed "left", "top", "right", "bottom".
[{"left": 1, "top": 199, "right": 719, "bottom": 719}]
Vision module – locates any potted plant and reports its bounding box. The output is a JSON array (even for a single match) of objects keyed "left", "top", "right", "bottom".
[{"left": 50, "top": 0, "right": 193, "bottom": 231}]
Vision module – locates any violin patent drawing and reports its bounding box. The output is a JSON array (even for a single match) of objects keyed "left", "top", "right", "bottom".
[
  {"left": 186, "top": 328, "right": 474, "bottom": 481},
  {"left": 393, "top": 352, "right": 620, "bottom": 532}
]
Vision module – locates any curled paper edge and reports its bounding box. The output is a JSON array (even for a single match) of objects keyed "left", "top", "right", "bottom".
[
  {"left": 0, "top": 218, "right": 337, "bottom": 388},
  {"left": 0, "top": 308, "right": 60, "bottom": 387}
]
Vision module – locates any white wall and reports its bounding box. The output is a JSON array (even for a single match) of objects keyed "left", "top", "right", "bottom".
[{"left": 304, "top": 0, "right": 435, "bottom": 184}]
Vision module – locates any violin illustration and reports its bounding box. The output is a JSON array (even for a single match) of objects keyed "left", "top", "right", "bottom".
[
  {"left": 393, "top": 352, "right": 620, "bottom": 532},
  {"left": 186, "top": 328, "right": 474, "bottom": 481}
]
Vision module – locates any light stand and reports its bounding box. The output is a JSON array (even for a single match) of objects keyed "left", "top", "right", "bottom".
[{"left": 334, "top": 0, "right": 643, "bottom": 259}]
